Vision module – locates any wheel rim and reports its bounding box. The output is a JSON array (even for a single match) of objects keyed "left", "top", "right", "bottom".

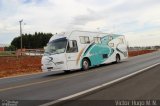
[{"left": 83, "top": 60, "right": 89, "bottom": 70}]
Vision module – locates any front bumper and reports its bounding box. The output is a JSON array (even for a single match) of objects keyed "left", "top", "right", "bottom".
[
  {"left": 41, "top": 66, "right": 62, "bottom": 72},
  {"left": 41, "top": 63, "right": 67, "bottom": 72}
]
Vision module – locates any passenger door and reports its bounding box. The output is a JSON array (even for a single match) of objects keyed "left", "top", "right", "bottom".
[{"left": 66, "top": 40, "right": 79, "bottom": 70}]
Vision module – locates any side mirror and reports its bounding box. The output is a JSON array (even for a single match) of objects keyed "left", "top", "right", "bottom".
[{"left": 69, "top": 41, "right": 73, "bottom": 48}]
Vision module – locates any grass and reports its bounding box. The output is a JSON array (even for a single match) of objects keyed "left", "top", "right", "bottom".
[{"left": 0, "top": 51, "right": 16, "bottom": 56}]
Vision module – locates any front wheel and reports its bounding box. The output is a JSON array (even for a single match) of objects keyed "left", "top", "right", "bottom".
[{"left": 82, "top": 59, "right": 90, "bottom": 71}]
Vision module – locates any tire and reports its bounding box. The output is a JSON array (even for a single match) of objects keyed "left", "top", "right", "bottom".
[
  {"left": 82, "top": 59, "right": 90, "bottom": 71},
  {"left": 116, "top": 54, "right": 121, "bottom": 63}
]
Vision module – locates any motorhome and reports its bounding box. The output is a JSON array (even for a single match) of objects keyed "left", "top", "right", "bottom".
[{"left": 41, "top": 30, "right": 128, "bottom": 72}]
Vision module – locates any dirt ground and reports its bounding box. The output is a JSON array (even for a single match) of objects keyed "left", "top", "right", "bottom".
[
  {"left": 0, "top": 56, "right": 41, "bottom": 78},
  {"left": 0, "top": 50, "right": 157, "bottom": 78},
  {"left": 128, "top": 50, "right": 156, "bottom": 57}
]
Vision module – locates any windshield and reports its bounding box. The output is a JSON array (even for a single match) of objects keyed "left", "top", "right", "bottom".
[{"left": 45, "top": 38, "right": 67, "bottom": 55}]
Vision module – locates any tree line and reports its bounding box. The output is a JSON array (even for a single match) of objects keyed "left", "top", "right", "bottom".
[{"left": 10, "top": 32, "right": 53, "bottom": 50}]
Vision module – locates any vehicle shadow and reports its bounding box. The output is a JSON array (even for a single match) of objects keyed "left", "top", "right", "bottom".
[{"left": 45, "top": 61, "right": 128, "bottom": 77}]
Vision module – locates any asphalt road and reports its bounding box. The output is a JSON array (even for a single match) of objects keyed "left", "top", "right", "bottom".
[
  {"left": 0, "top": 51, "right": 160, "bottom": 106},
  {"left": 62, "top": 64, "right": 160, "bottom": 106}
]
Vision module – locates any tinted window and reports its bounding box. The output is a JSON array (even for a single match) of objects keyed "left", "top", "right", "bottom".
[
  {"left": 94, "top": 37, "right": 101, "bottom": 44},
  {"left": 80, "top": 36, "right": 90, "bottom": 44},
  {"left": 67, "top": 40, "right": 78, "bottom": 53}
]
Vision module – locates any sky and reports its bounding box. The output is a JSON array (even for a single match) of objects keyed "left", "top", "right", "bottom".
[{"left": 0, "top": 0, "right": 160, "bottom": 47}]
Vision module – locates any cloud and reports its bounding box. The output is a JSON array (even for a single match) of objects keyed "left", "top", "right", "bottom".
[
  {"left": 0, "top": 0, "right": 159, "bottom": 47},
  {"left": 71, "top": 9, "right": 99, "bottom": 25}
]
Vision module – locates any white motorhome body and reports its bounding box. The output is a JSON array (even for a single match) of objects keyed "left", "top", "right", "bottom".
[{"left": 41, "top": 30, "right": 128, "bottom": 72}]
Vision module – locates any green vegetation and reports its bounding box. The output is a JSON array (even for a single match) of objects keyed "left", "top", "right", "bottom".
[
  {"left": 0, "top": 51, "right": 16, "bottom": 56},
  {"left": 11, "top": 32, "right": 53, "bottom": 49},
  {"left": 4, "top": 45, "right": 16, "bottom": 51}
]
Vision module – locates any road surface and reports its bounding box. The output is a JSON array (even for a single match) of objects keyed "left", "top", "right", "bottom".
[
  {"left": 0, "top": 51, "right": 160, "bottom": 106},
  {"left": 61, "top": 64, "right": 160, "bottom": 106}
]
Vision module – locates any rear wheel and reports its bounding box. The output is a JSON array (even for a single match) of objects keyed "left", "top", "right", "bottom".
[
  {"left": 116, "top": 54, "right": 121, "bottom": 63},
  {"left": 82, "top": 59, "right": 90, "bottom": 71}
]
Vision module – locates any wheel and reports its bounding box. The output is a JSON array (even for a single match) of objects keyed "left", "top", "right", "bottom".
[
  {"left": 82, "top": 59, "right": 90, "bottom": 71},
  {"left": 116, "top": 54, "right": 121, "bottom": 63}
]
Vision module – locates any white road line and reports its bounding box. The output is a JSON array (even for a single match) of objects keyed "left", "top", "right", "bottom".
[{"left": 40, "top": 62, "right": 160, "bottom": 106}]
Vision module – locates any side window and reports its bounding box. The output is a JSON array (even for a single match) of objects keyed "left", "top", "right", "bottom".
[
  {"left": 94, "top": 37, "right": 101, "bottom": 44},
  {"left": 119, "top": 38, "right": 124, "bottom": 44},
  {"left": 67, "top": 40, "right": 78, "bottom": 53},
  {"left": 80, "top": 36, "right": 90, "bottom": 44},
  {"left": 109, "top": 36, "right": 113, "bottom": 41}
]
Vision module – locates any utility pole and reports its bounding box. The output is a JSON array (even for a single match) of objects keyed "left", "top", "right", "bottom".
[{"left": 19, "top": 19, "right": 23, "bottom": 56}]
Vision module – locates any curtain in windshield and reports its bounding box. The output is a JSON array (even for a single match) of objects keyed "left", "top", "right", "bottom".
[{"left": 45, "top": 38, "right": 67, "bottom": 54}]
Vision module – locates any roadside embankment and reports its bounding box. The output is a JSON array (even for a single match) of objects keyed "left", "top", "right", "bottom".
[{"left": 0, "top": 50, "right": 157, "bottom": 78}]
